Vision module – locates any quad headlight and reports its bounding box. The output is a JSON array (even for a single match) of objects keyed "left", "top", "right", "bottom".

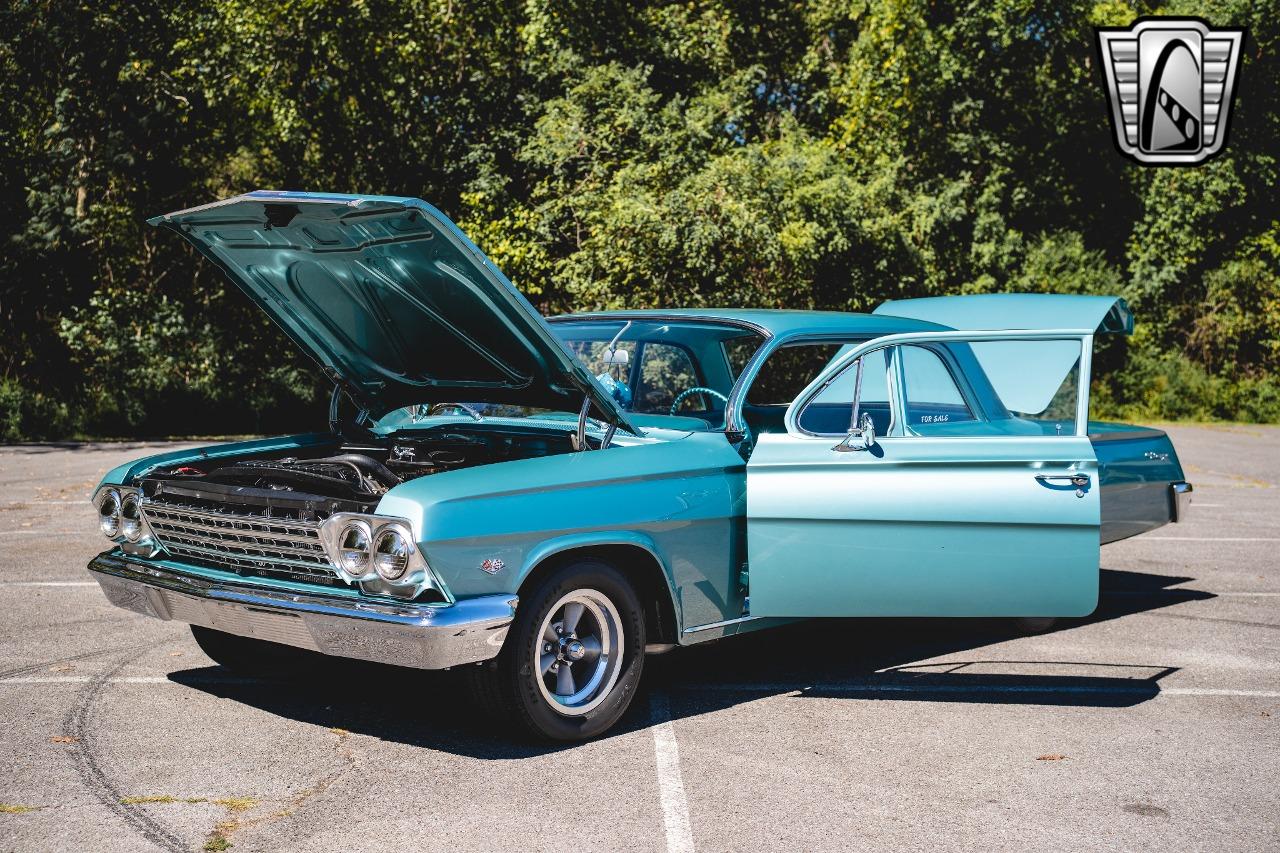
[
  {"left": 337, "top": 522, "right": 374, "bottom": 577},
  {"left": 374, "top": 527, "right": 412, "bottom": 581},
  {"left": 92, "top": 485, "right": 161, "bottom": 557},
  {"left": 97, "top": 488, "right": 121, "bottom": 538},
  {"left": 119, "top": 492, "right": 143, "bottom": 542},
  {"left": 319, "top": 513, "right": 441, "bottom": 600}
]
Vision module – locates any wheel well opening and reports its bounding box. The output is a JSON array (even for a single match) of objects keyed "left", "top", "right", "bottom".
[{"left": 518, "top": 545, "right": 678, "bottom": 645}]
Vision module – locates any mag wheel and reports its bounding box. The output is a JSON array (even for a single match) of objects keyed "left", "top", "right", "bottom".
[
  {"left": 535, "top": 589, "right": 625, "bottom": 716},
  {"left": 468, "top": 560, "right": 645, "bottom": 741}
]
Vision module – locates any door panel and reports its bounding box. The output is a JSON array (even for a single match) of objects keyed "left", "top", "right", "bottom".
[{"left": 747, "top": 433, "right": 1100, "bottom": 618}]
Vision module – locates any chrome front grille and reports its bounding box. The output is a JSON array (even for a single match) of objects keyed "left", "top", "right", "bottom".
[{"left": 140, "top": 498, "right": 338, "bottom": 584}]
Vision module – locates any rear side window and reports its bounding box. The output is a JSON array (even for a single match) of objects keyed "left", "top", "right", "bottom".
[
  {"left": 746, "top": 343, "right": 843, "bottom": 406},
  {"left": 722, "top": 334, "right": 764, "bottom": 380}
]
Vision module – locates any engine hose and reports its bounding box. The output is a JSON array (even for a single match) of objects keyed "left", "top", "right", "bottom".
[{"left": 306, "top": 454, "right": 402, "bottom": 490}]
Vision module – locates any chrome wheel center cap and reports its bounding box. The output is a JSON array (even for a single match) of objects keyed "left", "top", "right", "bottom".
[{"left": 563, "top": 639, "right": 587, "bottom": 661}]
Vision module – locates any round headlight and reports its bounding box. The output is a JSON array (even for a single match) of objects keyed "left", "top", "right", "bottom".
[
  {"left": 98, "top": 489, "right": 121, "bottom": 538},
  {"left": 374, "top": 527, "right": 412, "bottom": 581},
  {"left": 120, "top": 493, "right": 143, "bottom": 542},
  {"left": 338, "top": 524, "right": 372, "bottom": 577}
]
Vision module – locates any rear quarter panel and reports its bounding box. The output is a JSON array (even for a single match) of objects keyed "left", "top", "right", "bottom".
[{"left": 1090, "top": 422, "right": 1186, "bottom": 543}]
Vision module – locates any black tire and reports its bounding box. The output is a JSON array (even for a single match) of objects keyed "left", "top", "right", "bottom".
[
  {"left": 465, "top": 560, "right": 646, "bottom": 741},
  {"left": 1010, "top": 617, "right": 1059, "bottom": 635},
  {"left": 189, "top": 625, "right": 323, "bottom": 676}
]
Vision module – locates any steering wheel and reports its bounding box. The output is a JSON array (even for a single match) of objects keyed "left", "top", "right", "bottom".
[{"left": 669, "top": 386, "right": 729, "bottom": 416}]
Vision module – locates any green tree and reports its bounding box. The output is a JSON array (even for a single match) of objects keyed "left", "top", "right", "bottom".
[{"left": 1, "top": 0, "right": 1276, "bottom": 439}]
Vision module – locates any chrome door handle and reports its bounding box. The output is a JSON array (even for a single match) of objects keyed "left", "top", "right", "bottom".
[{"left": 1035, "top": 473, "right": 1090, "bottom": 496}]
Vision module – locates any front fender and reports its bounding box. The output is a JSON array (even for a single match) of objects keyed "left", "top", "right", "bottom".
[
  {"left": 377, "top": 433, "right": 746, "bottom": 630},
  {"left": 516, "top": 530, "right": 683, "bottom": 626}
]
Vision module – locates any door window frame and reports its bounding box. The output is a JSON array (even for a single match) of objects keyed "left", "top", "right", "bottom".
[
  {"left": 784, "top": 329, "right": 1095, "bottom": 440},
  {"left": 725, "top": 333, "right": 875, "bottom": 438},
  {"left": 795, "top": 345, "right": 901, "bottom": 438}
]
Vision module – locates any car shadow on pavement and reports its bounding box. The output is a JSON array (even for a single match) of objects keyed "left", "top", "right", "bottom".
[{"left": 168, "top": 567, "right": 1213, "bottom": 758}]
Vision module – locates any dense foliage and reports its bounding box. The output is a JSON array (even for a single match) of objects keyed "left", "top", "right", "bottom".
[{"left": 1, "top": 0, "right": 1276, "bottom": 439}]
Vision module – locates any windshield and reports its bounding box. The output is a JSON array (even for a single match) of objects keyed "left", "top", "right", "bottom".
[{"left": 373, "top": 318, "right": 766, "bottom": 432}]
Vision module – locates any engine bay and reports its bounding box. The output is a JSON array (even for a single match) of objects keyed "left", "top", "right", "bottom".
[{"left": 139, "top": 424, "right": 583, "bottom": 517}]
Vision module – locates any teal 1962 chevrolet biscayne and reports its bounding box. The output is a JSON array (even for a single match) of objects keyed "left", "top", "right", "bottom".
[{"left": 88, "top": 191, "right": 1192, "bottom": 740}]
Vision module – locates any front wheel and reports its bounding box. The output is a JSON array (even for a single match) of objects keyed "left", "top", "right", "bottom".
[
  {"left": 189, "top": 625, "right": 322, "bottom": 675},
  {"left": 466, "top": 560, "right": 645, "bottom": 741}
]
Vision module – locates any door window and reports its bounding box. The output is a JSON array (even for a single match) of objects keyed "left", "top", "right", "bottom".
[
  {"left": 746, "top": 343, "right": 844, "bottom": 406},
  {"left": 796, "top": 348, "right": 892, "bottom": 436},
  {"left": 903, "top": 339, "right": 1082, "bottom": 437},
  {"left": 900, "top": 345, "right": 975, "bottom": 433},
  {"left": 968, "top": 339, "right": 1081, "bottom": 427}
]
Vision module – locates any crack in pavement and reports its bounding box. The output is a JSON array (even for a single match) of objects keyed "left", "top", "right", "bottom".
[{"left": 215, "top": 725, "right": 361, "bottom": 850}]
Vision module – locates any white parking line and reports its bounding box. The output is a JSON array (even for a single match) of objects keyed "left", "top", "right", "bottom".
[
  {"left": 675, "top": 683, "right": 1280, "bottom": 699},
  {"left": 0, "top": 581, "right": 97, "bottom": 587},
  {"left": 0, "top": 530, "right": 81, "bottom": 536},
  {"left": 1143, "top": 537, "right": 1280, "bottom": 542},
  {"left": 649, "top": 692, "right": 695, "bottom": 853}
]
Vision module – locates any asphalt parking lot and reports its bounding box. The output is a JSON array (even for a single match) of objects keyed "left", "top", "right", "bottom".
[{"left": 1, "top": 425, "right": 1277, "bottom": 852}]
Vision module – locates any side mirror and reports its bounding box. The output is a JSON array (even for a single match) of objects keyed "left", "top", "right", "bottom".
[{"left": 833, "top": 411, "right": 876, "bottom": 452}]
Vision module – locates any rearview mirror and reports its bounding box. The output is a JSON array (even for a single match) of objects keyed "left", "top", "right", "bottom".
[
  {"left": 833, "top": 411, "right": 876, "bottom": 452},
  {"left": 831, "top": 356, "right": 877, "bottom": 452}
]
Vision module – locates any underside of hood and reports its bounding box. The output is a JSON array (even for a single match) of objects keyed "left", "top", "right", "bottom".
[{"left": 150, "top": 191, "right": 637, "bottom": 433}]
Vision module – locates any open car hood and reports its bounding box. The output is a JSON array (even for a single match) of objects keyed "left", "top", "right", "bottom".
[{"left": 150, "top": 191, "right": 638, "bottom": 432}]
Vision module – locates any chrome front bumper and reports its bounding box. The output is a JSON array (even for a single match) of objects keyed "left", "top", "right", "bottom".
[
  {"left": 1170, "top": 481, "right": 1193, "bottom": 522},
  {"left": 88, "top": 553, "right": 516, "bottom": 670}
]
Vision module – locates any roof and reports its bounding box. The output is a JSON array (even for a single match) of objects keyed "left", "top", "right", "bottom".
[{"left": 550, "top": 308, "right": 946, "bottom": 338}]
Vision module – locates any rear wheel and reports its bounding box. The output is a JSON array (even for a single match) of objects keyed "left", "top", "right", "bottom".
[
  {"left": 1010, "top": 617, "right": 1059, "bottom": 635},
  {"left": 466, "top": 560, "right": 645, "bottom": 741},
  {"left": 189, "top": 625, "right": 322, "bottom": 675}
]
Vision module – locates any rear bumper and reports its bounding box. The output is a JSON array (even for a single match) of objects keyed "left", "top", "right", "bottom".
[
  {"left": 1170, "top": 481, "right": 1193, "bottom": 522},
  {"left": 88, "top": 552, "right": 516, "bottom": 670}
]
